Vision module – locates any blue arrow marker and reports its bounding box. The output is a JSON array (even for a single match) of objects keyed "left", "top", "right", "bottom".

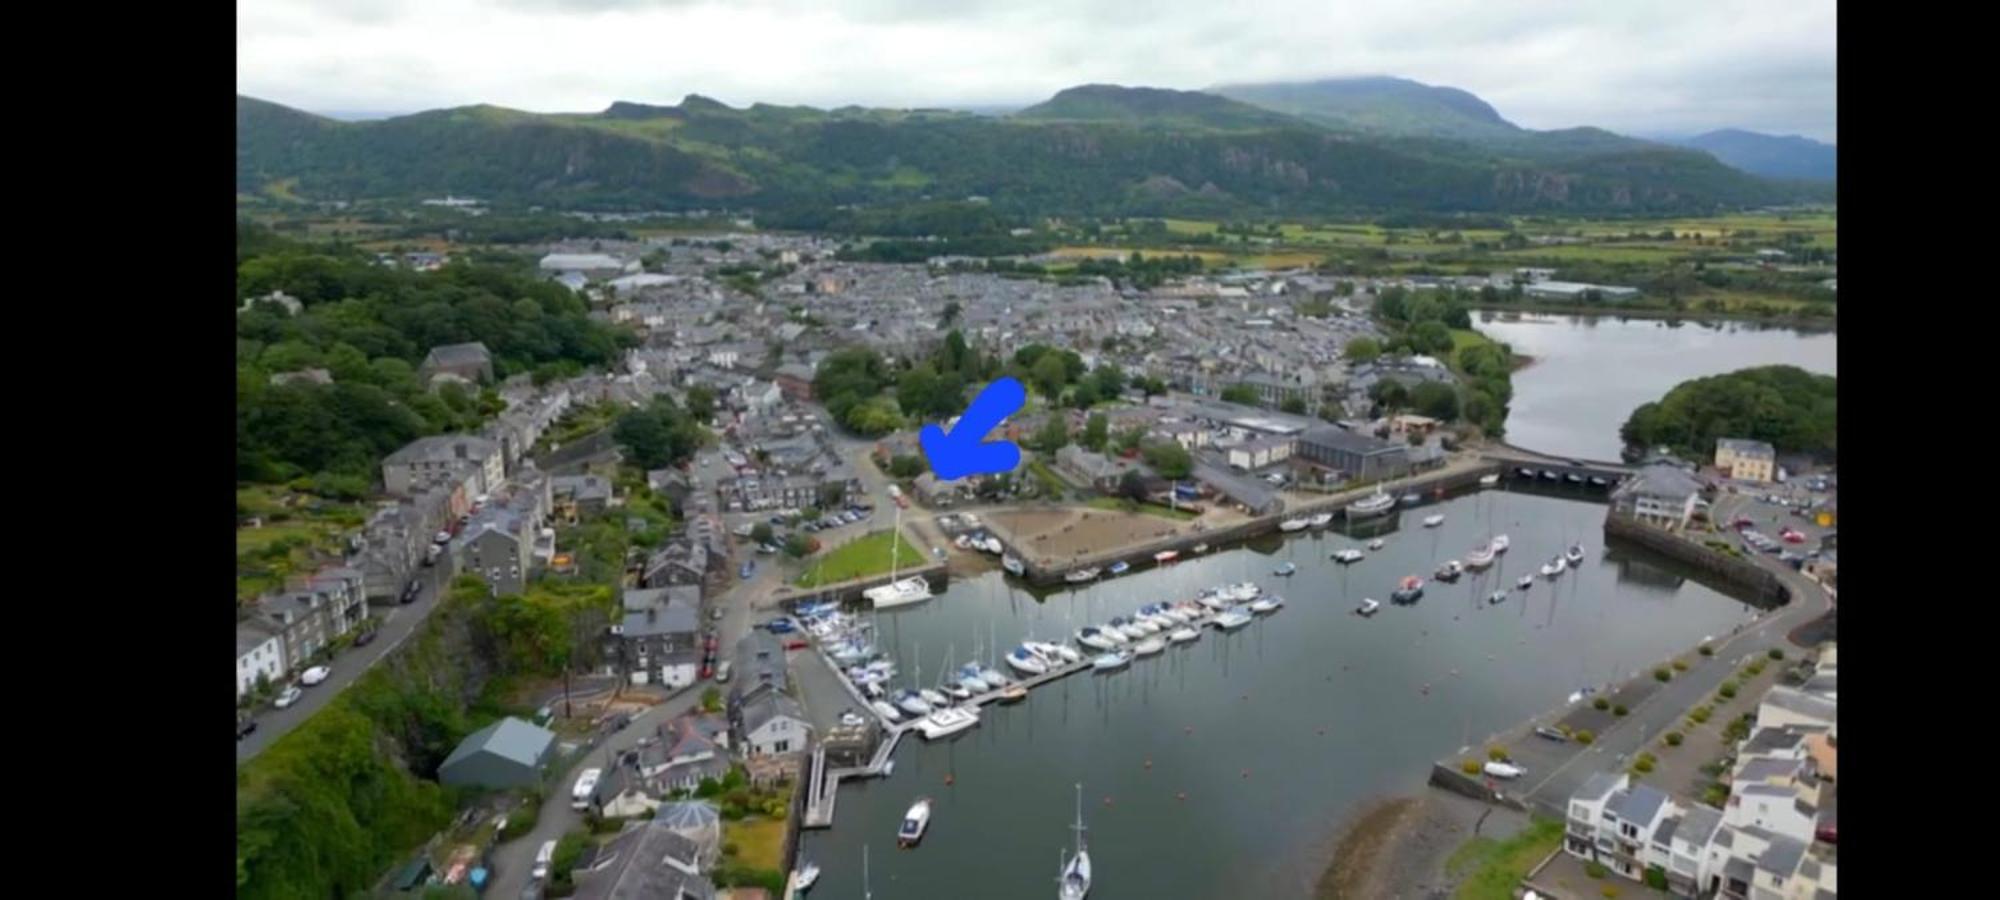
[{"left": 920, "top": 377, "right": 1026, "bottom": 481}]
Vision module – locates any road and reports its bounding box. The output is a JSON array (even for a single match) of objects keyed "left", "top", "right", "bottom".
[
  {"left": 485, "top": 687, "right": 707, "bottom": 900},
  {"left": 236, "top": 562, "right": 451, "bottom": 763},
  {"left": 1515, "top": 495, "right": 1834, "bottom": 814}
]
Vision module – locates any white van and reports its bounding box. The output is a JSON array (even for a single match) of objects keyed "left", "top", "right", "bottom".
[
  {"left": 532, "top": 839, "right": 557, "bottom": 880},
  {"left": 571, "top": 767, "right": 603, "bottom": 810}
]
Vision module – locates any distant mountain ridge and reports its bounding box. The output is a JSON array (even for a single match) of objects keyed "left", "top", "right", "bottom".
[
  {"left": 1662, "top": 129, "right": 1835, "bottom": 182},
  {"left": 238, "top": 86, "right": 1832, "bottom": 216}
]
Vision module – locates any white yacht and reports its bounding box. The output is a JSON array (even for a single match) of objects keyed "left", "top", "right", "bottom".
[
  {"left": 1248, "top": 595, "right": 1283, "bottom": 614},
  {"left": 792, "top": 862, "right": 820, "bottom": 893},
  {"left": 872, "top": 700, "right": 903, "bottom": 723},
  {"left": 898, "top": 798, "right": 933, "bottom": 847},
  {"left": 1517, "top": 574, "right": 1535, "bottom": 590},
  {"left": 1332, "top": 548, "right": 1365, "bottom": 564},
  {"left": 1213, "top": 610, "right": 1254, "bottom": 631},
  {"left": 1422, "top": 514, "right": 1445, "bottom": 528},
  {"left": 1478, "top": 473, "right": 1501, "bottom": 488},
  {"left": 1279, "top": 517, "right": 1311, "bottom": 533},
  {"left": 1092, "top": 651, "right": 1132, "bottom": 671},
  {"left": 1167, "top": 625, "right": 1200, "bottom": 644},
  {"left": 865, "top": 576, "right": 933, "bottom": 609},
  {"left": 1065, "top": 566, "right": 1102, "bottom": 584},
  {"left": 894, "top": 690, "right": 932, "bottom": 717},
  {"left": 1006, "top": 646, "right": 1051, "bottom": 676},
  {"left": 1367, "top": 538, "right": 1387, "bottom": 551},
  {"left": 916, "top": 707, "right": 979, "bottom": 741},
  {"left": 1059, "top": 783, "right": 1092, "bottom": 900},
  {"left": 1465, "top": 545, "right": 1496, "bottom": 569},
  {"left": 919, "top": 688, "right": 950, "bottom": 709},
  {"left": 1356, "top": 597, "right": 1381, "bottom": 616},
  {"left": 1347, "top": 488, "right": 1396, "bottom": 519},
  {"left": 1308, "top": 511, "right": 1335, "bottom": 527},
  {"left": 979, "top": 665, "right": 1012, "bottom": 688},
  {"left": 1003, "top": 555, "right": 1026, "bottom": 576},
  {"left": 1132, "top": 637, "right": 1166, "bottom": 657},
  {"left": 1490, "top": 534, "right": 1511, "bottom": 554},
  {"left": 1076, "top": 627, "right": 1119, "bottom": 651},
  {"left": 1565, "top": 543, "right": 1586, "bottom": 566}
]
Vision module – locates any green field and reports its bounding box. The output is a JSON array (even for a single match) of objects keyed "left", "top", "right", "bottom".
[
  {"left": 722, "top": 816, "right": 787, "bottom": 872},
  {"left": 795, "top": 529, "right": 928, "bottom": 587},
  {"left": 1083, "top": 496, "right": 1200, "bottom": 520},
  {"left": 1445, "top": 817, "right": 1565, "bottom": 900}
]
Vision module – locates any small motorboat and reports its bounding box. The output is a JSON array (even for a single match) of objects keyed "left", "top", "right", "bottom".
[
  {"left": 1092, "top": 651, "right": 1132, "bottom": 671},
  {"left": 839, "top": 709, "right": 868, "bottom": 727},
  {"left": 1542, "top": 556, "right": 1567, "bottom": 579},
  {"left": 979, "top": 666, "right": 1012, "bottom": 688},
  {"left": 1274, "top": 561, "right": 1298, "bottom": 577},
  {"left": 1435, "top": 560, "right": 1464, "bottom": 581},
  {"left": 1065, "top": 567, "right": 1101, "bottom": 584},
  {"left": 1400, "top": 493, "right": 1422, "bottom": 506},
  {"left": 793, "top": 861, "right": 821, "bottom": 893},
  {"left": 872, "top": 700, "right": 903, "bottom": 723},
  {"left": 1422, "top": 514, "right": 1445, "bottom": 528},
  {"left": 1356, "top": 597, "right": 1380, "bottom": 616},
  {"left": 1490, "top": 534, "right": 1510, "bottom": 554},
  {"left": 1540, "top": 469, "right": 1559, "bottom": 481},
  {"left": 1478, "top": 473, "right": 1501, "bottom": 488},
  {"left": 996, "top": 684, "right": 1028, "bottom": 704},
  {"left": 1588, "top": 476, "right": 1609, "bottom": 487},
  {"left": 1081, "top": 625, "right": 1125, "bottom": 648},
  {"left": 1132, "top": 637, "right": 1166, "bottom": 657},
  {"left": 916, "top": 707, "right": 980, "bottom": 739},
  {"left": 1154, "top": 549, "right": 1181, "bottom": 564},
  {"left": 1367, "top": 538, "right": 1386, "bottom": 551},
  {"left": 919, "top": 688, "right": 950, "bottom": 709},
  {"left": 898, "top": 797, "right": 933, "bottom": 846},
  {"left": 1516, "top": 467, "right": 1536, "bottom": 478},
  {"left": 1487, "top": 590, "right": 1508, "bottom": 605},
  {"left": 1565, "top": 544, "right": 1585, "bottom": 566},
  {"left": 1192, "top": 543, "right": 1210, "bottom": 554},
  {"left": 1167, "top": 625, "right": 1199, "bottom": 644},
  {"left": 953, "top": 534, "right": 972, "bottom": 550},
  {"left": 1213, "top": 610, "right": 1255, "bottom": 631},
  {"left": 1002, "top": 555, "right": 1026, "bottom": 576},
  {"left": 941, "top": 682, "right": 971, "bottom": 701},
  {"left": 1466, "top": 546, "right": 1496, "bottom": 569},
  {"left": 1308, "top": 512, "right": 1335, "bottom": 527},
  {"left": 1391, "top": 575, "right": 1425, "bottom": 603},
  {"left": 1333, "top": 548, "right": 1365, "bottom": 564},
  {"left": 1517, "top": 575, "right": 1534, "bottom": 590},
  {"left": 1565, "top": 473, "right": 1583, "bottom": 484},
  {"left": 957, "top": 663, "right": 992, "bottom": 693},
  {"left": 1108, "top": 560, "right": 1131, "bottom": 576},
  {"left": 1248, "top": 595, "right": 1283, "bottom": 614},
  {"left": 1280, "top": 517, "right": 1311, "bottom": 533},
  {"left": 1006, "top": 646, "right": 1050, "bottom": 676},
  {"left": 1195, "top": 590, "right": 1230, "bottom": 611}
]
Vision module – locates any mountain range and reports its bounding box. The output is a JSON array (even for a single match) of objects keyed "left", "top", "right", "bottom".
[{"left": 238, "top": 77, "right": 1833, "bottom": 217}]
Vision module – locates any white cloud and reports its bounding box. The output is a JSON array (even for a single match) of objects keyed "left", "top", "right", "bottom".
[{"left": 237, "top": 0, "right": 1835, "bottom": 141}]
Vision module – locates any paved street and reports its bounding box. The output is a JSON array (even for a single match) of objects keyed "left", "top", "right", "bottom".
[
  {"left": 485, "top": 688, "right": 706, "bottom": 900},
  {"left": 237, "top": 562, "right": 452, "bottom": 763},
  {"left": 1512, "top": 514, "right": 1833, "bottom": 815}
]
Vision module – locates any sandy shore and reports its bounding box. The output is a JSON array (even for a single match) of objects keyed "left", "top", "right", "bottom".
[
  {"left": 1315, "top": 788, "right": 1528, "bottom": 900},
  {"left": 1315, "top": 795, "right": 1424, "bottom": 899}
]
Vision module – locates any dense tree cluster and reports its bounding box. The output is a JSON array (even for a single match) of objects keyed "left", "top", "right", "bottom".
[
  {"left": 612, "top": 396, "right": 709, "bottom": 469},
  {"left": 235, "top": 223, "right": 633, "bottom": 485},
  {"left": 1620, "top": 366, "right": 1836, "bottom": 460}
]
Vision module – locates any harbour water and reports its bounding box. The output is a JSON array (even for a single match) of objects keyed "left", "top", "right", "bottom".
[
  {"left": 1474, "top": 313, "right": 1838, "bottom": 461},
  {"left": 796, "top": 489, "right": 1760, "bottom": 898}
]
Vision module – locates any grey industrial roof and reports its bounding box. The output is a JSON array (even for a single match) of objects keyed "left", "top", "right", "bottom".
[
  {"left": 1619, "top": 463, "right": 1705, "bottom": 499},
  {"left": 621, "top": 586, "right": 700, "bottom": 638},
  {"left": 1607, "top": 782, "right": 1671, "bottom": 827},
  {"left": 1762, "top": 686, "right": 1838, "bottom": 723},
  {"left": 1300, "top": 423, "right": 1402, "bottom": 456},
  {"left": 1573, "top": 771, "right": 1624, "bottom": 805},
  {"left": 441, "top": 717, "right": 555, "bottom": 771}
]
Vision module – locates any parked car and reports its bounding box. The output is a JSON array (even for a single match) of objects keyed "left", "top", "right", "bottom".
[
  {"left": 571, "top": 769, "right": 603, "bottom": 811},
  {"left": 300, "top": 665, "right": 332, "bottom": 686},
  {"left": 353, "top": 628, "right": 378, "bottom": 647},
  {"left": 714, "top": 660, "right": 733, "bottom": 683},
  {"left": 237, "top": 717, "right": 258, "bottom": 740},
  {"left": 740, "top": 561, "right": 755, "bottom": 579},
  {"left": 533, "top": 839, "right": 558, "bottom": 880},
  {"left": 700, "top": 659, "right": 714, "bottom": 680},
  {"left": 1533, "top": 726, "right": 1569, "bottom": 742},
  {"left": 402, "top": 579, "right": 423, "bottom": 603},
  {"left": 784, "top": 638, "right": 809, "bottom": 651},
  {"left": 765, "top": 618, "right": 796, "bottom": 634},
  {"left": 274, "top": 686, "right": 304, "bottom": 708}
]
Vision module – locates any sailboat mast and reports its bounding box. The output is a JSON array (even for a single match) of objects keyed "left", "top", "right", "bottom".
[{"left": 863, "top": 843, "right": 871, "bottom": 900}]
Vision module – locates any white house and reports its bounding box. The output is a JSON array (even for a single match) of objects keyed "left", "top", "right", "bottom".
[
  {"left": 1611, "top": 463, "right": 1704, "bottom": 531},
  {"left": 235, "top": 620, "right": 286, "bottom": 698},
  {"left": 1226, "top": 435, "right": 1294, "bottom": 470},
  {"left": 738, "top": 692, "right": 812, "bottom": 757}
]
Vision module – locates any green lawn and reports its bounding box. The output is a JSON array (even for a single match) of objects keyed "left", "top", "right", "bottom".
[
  {"left": 1083, "top": 496, "right": 1199, "bottom": 521},
  {"left": 1447, "top": 817, "right": 1565, "bottom": 900},
  {"left": 237, "top": 485, "right": 365, "bottom": 602},
  {"left": 795, "top": 529, "right": 927, "bottom": 587},
  {"left": 723, "top": 816, "right": 787, "bottom": 872}
]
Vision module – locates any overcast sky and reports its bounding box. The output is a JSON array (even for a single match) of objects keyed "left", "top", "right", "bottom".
[{"left": 238, "top": 0, "right": 1835, "bottom": 141}]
